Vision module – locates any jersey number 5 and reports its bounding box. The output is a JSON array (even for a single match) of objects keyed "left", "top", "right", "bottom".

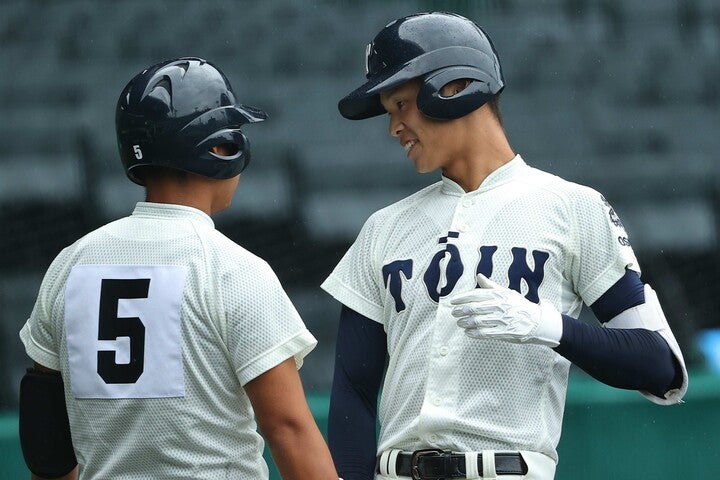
[
  {"left": 65, "top": 265, "right": 187, "bottom": 399},
  {"left": 97, "top": 279, "right": 149, "bottom": 384}
]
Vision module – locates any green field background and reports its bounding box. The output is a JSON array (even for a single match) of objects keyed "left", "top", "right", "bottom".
[{"left": 2, "top": 370, "right": 719, "bottom": 479}]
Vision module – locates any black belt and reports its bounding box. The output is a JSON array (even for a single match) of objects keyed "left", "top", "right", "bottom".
[{"left": 378, "top": 449, "right": 528, "bottom": 479}]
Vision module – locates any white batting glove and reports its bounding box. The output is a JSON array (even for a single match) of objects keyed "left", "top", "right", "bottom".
[{"left": 450, "top": 274, "right": 563, "bottom": 347}]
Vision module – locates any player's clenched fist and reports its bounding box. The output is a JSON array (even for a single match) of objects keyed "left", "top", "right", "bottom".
[{"left": 450, "top": 274, "right": 564, "bottom": 347}]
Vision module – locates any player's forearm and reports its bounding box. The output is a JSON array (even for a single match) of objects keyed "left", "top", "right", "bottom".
[
  {"left": 328, "top": 359, "right": 380, "bottom": 479},
  {"left": 328, "top": 307, "right": 386, "bottom": 479},
  {"left": 558, "top": 269, "right": 681, "bottom": 396},
  {"left": 246, "top": 358, "right": 338, "bottom": 479},
  {"left": 328, "top": 384, "right": 378, "bottom": 480},
  {"left": 264, "top": 420, "right": 338, "bottom": 480},
  {"left": 554, "top": 315, "right": 680, "bottom": 396}
]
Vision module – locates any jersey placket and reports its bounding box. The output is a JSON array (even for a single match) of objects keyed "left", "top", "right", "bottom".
[{"left": 416, "top": 192, "right": 480, "bottom": 446}]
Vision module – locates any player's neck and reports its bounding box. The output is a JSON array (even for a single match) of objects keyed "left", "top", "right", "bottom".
[
  {"left": 145, "top": 182, "right": 214, "bottom": 215},
  {"left": 443, "top": 122, "right": 515, "bottom": 192},
  {"left": 443, "top": 153, "right": 514, "bottom": 192}
]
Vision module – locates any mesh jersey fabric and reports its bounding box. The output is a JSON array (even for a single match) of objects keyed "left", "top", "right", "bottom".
[
  {"left": 20, "top": 202, "right": 317, "bottom": 479},
  {"left": 321, "top": 155, "right": 639, "bottom": 462}
]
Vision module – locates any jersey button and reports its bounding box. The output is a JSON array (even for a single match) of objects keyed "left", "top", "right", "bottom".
[
  {"left": 433, "top": 397, "right": 442, "bottom": 406},
  {"left": 439, "top": 345, "right": 449, "bottom": 356},
  {"left": 462, "top": 198, "right": 473, "bottom": 207},
  {"left": 429, "top": 434, "right": 438, "bottom": 442}
]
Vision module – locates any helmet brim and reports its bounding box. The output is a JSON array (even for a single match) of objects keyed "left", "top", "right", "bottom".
[
  {"left": 338, "top": 62, "right": 430, "bottom": 120},
  {"left": 337, "top": 66, "right": 401, "bottom": 120}
]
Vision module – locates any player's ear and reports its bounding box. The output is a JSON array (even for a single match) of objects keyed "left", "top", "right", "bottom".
[{"left": 439, "top": 79, "right": 472, "bottom": 98}]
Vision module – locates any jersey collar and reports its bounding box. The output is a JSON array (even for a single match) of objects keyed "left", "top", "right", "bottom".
[
  {"left": 132, "top": 202, "right": 215, "bottom": 228},
  {"left": 440, "top": 154, "right": 527, "bottom": 196}
]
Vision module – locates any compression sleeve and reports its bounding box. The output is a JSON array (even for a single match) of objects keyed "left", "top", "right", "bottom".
[
  {"left": 589, "top": 269, "right": 645, "bottom": 322},
  {"left": 554, "top": 270, "right": 679, "bottom": 396},
  {"left": 328, "top": 306, "right": 387, "bottom": 480}
]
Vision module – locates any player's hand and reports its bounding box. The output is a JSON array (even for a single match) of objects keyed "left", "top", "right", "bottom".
[{"left": 449, "top": 274, "right": 563, "bottom": 347}]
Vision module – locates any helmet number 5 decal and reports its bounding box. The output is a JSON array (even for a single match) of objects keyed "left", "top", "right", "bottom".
[
  {"left": 132, "top": 145, "right": 143, "bottom": 159},
  {"left": 65, "top": 265, "right": 188, "bottom": 399}
]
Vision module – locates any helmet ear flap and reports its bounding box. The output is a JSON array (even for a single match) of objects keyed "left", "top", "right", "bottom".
[
  {"left": 418, "top": 66, "right": 503, "bottom": 120},
  {"left": 193, "top": 129, "right": 252, "bottom": 177}
]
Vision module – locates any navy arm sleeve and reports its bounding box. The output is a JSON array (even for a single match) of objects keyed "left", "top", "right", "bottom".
[
  {"left": 553, "top": 269, "right": 681, "bottom": 397},
  {"left": 328, "top": 306, "right": 387, "bottom": 480}
]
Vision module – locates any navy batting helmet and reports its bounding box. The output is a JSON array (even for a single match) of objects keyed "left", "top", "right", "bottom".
[
  {"left": 338, "top": 12, "right": 504, "bottom": 121},
  {"left": 116, "top": 57, "right": 267, "bottom": 185}
]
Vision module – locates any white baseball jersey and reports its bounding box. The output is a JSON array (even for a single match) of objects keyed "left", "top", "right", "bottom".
[
  {"left": 322, "top": 155, "right": 639, "bottom": 462},
  {"left": 20, "top": 202, "right": 317, "bottom": 479}
]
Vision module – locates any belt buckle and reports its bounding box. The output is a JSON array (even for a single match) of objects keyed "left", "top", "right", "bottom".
[{"left": 410, "top": 448, "right": 445, "bottom": 480}]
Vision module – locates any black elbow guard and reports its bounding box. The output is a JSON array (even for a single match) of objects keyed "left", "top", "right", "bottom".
[{"left": 19, "top": 368, "right": 77, "bottom": 478}]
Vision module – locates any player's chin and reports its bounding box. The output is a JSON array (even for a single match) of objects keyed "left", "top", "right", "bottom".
[
  {"left": 411, "top": 153, "right": 441, "bottom": 174},
  {"left": 414, "top": 162, "right": 439, "bottom": 174}
]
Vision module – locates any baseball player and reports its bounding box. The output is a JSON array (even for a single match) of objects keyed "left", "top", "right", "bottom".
[
  {"left": 18, "top": 57, "right": 339, "bottom": 480},
  {"left": 322, "top": 12, "right": 688, "bottom": 480}
]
